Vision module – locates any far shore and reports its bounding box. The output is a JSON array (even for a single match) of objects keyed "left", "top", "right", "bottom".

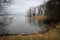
[{"left": 31, "top": 16, "right": 47, "bottom": 20}]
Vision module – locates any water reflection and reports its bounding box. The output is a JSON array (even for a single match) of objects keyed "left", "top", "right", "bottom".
[
  {"left": 26, "top": 17, "right": 44, "bottom": 27},
  {"left": 0, "top": 14, "right": 14, "bottom": 35},
  {"left": 27, "top": 17, "right": 56, "bottom": 34},
  {"left": 0, "top": 27, "right": 9, "bottom": 35},
  {"left": 0, "top": 15, "right": 56, "bottom": 35}
]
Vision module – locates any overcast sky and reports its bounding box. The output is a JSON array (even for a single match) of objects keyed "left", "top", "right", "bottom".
[{"left": 9, "top": 0, "right": 45, "bottom": 14}]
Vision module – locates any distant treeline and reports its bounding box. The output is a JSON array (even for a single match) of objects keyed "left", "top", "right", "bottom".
[
  {"left": 26, "top": 1, "right": 47, "bottom": 17},
  {"left": 27, "top": 0, "right": 60, "bottom": 24}
]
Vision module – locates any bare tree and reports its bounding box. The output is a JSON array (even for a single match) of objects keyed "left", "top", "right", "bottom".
[
  {"left": 27, "top": 8, "right": 32, "bottom": 17},
  {"left": 32, "top": 7, "right": 36, "bottom": 16},
  {"left": 0, "top": 0, "right": 13, "bottom": 27},
  {"left": 27, "top": 0, "right": 47, "bottom": 16}
]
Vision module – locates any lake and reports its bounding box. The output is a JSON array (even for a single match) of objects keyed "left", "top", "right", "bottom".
[{"left": 0, "top": 14, "right": 55, "bottom": 35}]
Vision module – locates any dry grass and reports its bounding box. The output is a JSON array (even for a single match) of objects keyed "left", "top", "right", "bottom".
[{"left": 32, "top": 16, "right": 47, "bottom": 20}]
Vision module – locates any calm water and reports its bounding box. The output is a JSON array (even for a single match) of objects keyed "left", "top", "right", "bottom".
[{"left": 0, "top": 15, "right": 55, "bottom": 35}]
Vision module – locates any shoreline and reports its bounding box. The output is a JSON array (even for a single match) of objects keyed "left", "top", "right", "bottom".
[
  {"left": 0, "top": 16, "right": 60, "bottom": 40},
  {"left": 0, "top": 24, "right": 60, "bottom": 40}
]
